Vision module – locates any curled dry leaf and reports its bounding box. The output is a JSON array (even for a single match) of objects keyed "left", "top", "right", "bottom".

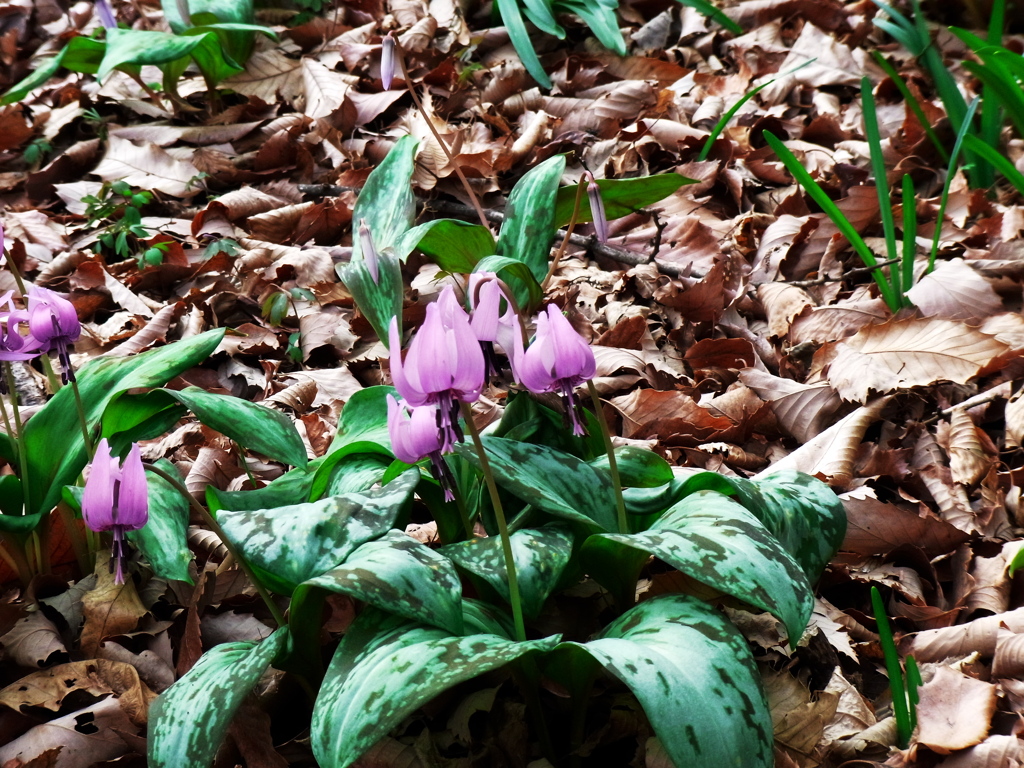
[
  {"left": 80, "top": 554, "right": 148, "bottom": 658},
  {"left": 757, "top": 282, "right": 814, "bottom": 339},
  {"left": 901, "top": 606, "right": 1024, "bottom": 661},
  {"left": 947, "top": 408, "right": 990, "bottom": 487},
  {"left": 992, "top": 625, "right": 1024, "bottom": 680},
  {"left": 763, "top": 668, "right": 838, "bottom": 757},
  {"left": 0, "top": 611, "right": 68, "bottom": 668},
  {"left": 1006, "top": 390, "right": 1024, "bottom": 449},
  {"left": 740, "top": 369, "right": 842, "bottom": 444},
  {"left": 904, "top": 258, "right": 1003, "bottom": 321},
  {"left": 914, "top": 666, "right": 996, "bottom": 753},
  {"left": 839, "top": 486, "right": 970, "bottom": 558},
  {"left": 942, "top": 734, "right": 1024, "bottom": 768},
  {"left": 913, "top": 430, "right": 978, "bottom": 534}
]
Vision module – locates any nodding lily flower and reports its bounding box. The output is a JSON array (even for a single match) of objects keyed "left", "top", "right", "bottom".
[
  {"left": 358, "top": 219, "right": 380, "bottom": 284},
  {"left": 0, "top": 291, "right": 43, "bottom": 366},
  {"left": 513, "top": 304, "right": 596, "bottom": 436},
  {"left": 95, "top": 0, "right": 118, "bottom": 29},
  {"left": 381, "top": 31, "right": 396, "bottom": 90},
  {"left": 584, "top": 171, "right": 608, "bottom": 243},
  {"left": 82, "top": 439, "right": 149, "bottom": 584},
  {"left": 388, "top": 286, "right": 484, "bottom": 452},
  {"left": 469, "top": 272, "right": 519, "bottom": 377},
  {"left": 27, "top": 286, "right": 81, "bottom": 384},
  {"left": 387, "top": 395, "right": 458, "bottom": 501}
]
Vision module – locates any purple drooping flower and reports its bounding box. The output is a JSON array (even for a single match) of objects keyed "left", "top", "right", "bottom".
[
  {"left": 388, "top": 286, "right": 484, "bottom": 452},
  {"left": 358, "top": 218, "right": 380, "bottom": 284},
  {"left": 381, "top": 32, "right": 396, "bottom": 90},
  {"left": 0, "top": 291, "right": 43, "bottom": 368},
  {"left": 95, "top": 0, "right": 118, "bottom": 29},
  {"left": 584, "top": 171, "right": 608, "bottom": 243},
  {"left": 82, "top": 439, "right": 149, "bottom": 584},
  {"left": 387, "top": 394, "right": 457, "bottom": 500},
  {"left": 27, "top": 286, "right": 81, "bottom": 384},
  {"left": 469, "top": 272, "right": 519, "bottom": 377},
  {"left": 512, "top": 304, "right": 596, "bottom": 436}
]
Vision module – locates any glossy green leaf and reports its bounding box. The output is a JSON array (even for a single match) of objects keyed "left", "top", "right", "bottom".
[
  {"left": 162, "top": 0, "right": 257, "bottom": 66},
  {"left": 553, "top": 174, "right": 692, "bottom": 229},
  {"left": 557, "top": 0, "right": 626, "bottom": 54},
  {"left": 298, "top": 530, "right": 464, "bottom": 634},
  {"left": 322, "top": 453, "right": 391, "bottom": 496},
  {"left": 336, "top": 248, "right": 404, "bottom": 348},
  {"left": 161, "top": 386, "right": 307, "bottom": 468},
  {"left": 0, "top": 476, "right": 24, "bottom": 518},
  {"left": 440, "top": 524, "right": 574, "bottom": 619},
  {"left": 583, "top": 490, "right": 813, "bottom": 643},
  {"left": 312, "top": 386, "right": 396, "bottom": 500},
  {"left": 522, "top": 0, "right": 564, "bottom": 37},
  {"left": 98, "top": 28, "right": 203, "bottom": 81},
  {"left": 549, "top": 595, "right": 772, "bottom": 768},
  {"left": 495, "top": 154, "right": 565, "bottom": 284},
  {"left": 24, "top": 329, "right": 225, "bottom": 517},
  {"left": 217, "top": 470, "right": 418, "bottom": 594},
  {"left": 1, "top": 37, "right": 106, "bottom": 104},
  {"left": 207, "top": 467, "right": 314, "bottom": 514},
  {"left": 149, "top": 627, "right": 289, "bottom": 768},
  {"left": 456, "top": 436, "right": 617, "bottom": 532},
  {"left": 494, "top": 0, "right": 552, "bottom": 88},
  {"left": 396, "top": 219, "right": 495, "bottom": 272},
  {"left": 472, "top": 255, "right": 543, "bottom": 313},
  {"left": 101, "top": 390, "right": 187, "bottom": 457},
  {"left": 590, "top": 445, "right": 674, "bottom": 488},
  {"left": 352, "top": 135, "right": 418, "bottom": 261},
  {"left": 311, "top": 607, "right": 559, "bottom": 768},
  {"left": 131, "top": 460, "right": 192, "bottom": 583}
]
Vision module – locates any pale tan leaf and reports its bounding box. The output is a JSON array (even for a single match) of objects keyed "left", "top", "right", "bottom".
[
  {"left": 1007, "top": 390, "right": 1024, "bottom": 448},
  {"left": 819, "top": 667, "right": 876, "bottom": 749},
  {"left": 788, "top": 297, "right": 889, "bottom": 345},
  {"left": 902, "top": 607, "right": 1024, "bottom": 661},
  {"left": 281, "top": 368, "right": 363, "bottom": 409},
  {"left": 980, "top": 312, "right": 1024, "bottom": 353},
  {"left": 105, "top": 304, "right": 180, "bottom": 357},
  {"left": 2, "top": 210, "right": 68, "bottom": 251},
  {"left": 0, "top": 611, "right": 67, "bottom": 668},
  {"left": 751, "top": 215, "right": 816, "bottom": 283},
  {"left": 993, "top": 626, "right": 1024, "bottom": 679},
  {"left": 914, "top": 430, "right": 978, "bottom": 534},
  {"left": 92, "top": 136, "right": 202, "bottom": 198},
  {"left": 740, "top": 369, "right": 842, "bottom": 444},
  {"left": 948, "top": 408, "right": 990, "bottom": 487},
  {"left": 758, "top": 23, "right": 863, "bottom": 104},
  {"left": 222, "top": 48, "right": 303, "bottom": 105},
  {"left": 302, "top": 58, "right": 351, "bottom": 119},
  {"left": 816, "top": 318, "right": 1008, "bottom": 403},
  {"left": 758, "top": 397, "right": 889, "bottom": 489},
  {"left": 0, "top": 696, "right": 137, "bottom": 766},
  {"left": 915, "top": 666, "right": 996, "bottom": 753},
  {"left": 81, "top": 553, "right": 148, "bottom": 657},
  {"left": 905, "top": 258, "right": 1003, "bottom": 321},
  {"left": 110, "top": 121, "right": 262, "bottom": 147},
  {"left": 247, "top": 202, "right": 317, "bottom": 243},
  {"left": 942, "top": 734, "right": 1024, "bottom": 768},
  {"left": 757, "top": 282, "right": 814, "bottom": 338},
  {"left": 763, "top": 668, "right": 838, "bottom": 755}
]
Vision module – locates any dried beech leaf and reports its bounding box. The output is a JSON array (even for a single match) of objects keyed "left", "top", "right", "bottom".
[
  {"left": 92, "top": 136, "right": 202, "bottom": 198},
  {"left": 740, "top": 369, "right": 842, "bottom": 444},
  {"left": 902, "top": 607, "right": 1024, "bottom": 661},
  {"left": 905, "top": 258, "right": 1003, "bottom": 321},
  {"left": 948, "top": 408, "right": 990, "bottom": 487},
  {"left": 0, "top": 697, "right": 137, "bottom": 766},
  {"left": 80, "top": 554, "right": 148, "bottom": 658},
  {"left": 0, "top": 611, "right": 68, "bottom": 668},
  {"left": 840, "top": 486, "right": 969, "bottom": 558},
  {"left": 757, "top": 282, "right": 814, "bottom": 339},
  {"left": 915, "top": 666, "right": 996, "bottom": 753}
]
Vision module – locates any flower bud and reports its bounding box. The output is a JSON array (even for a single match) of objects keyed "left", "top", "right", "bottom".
[
  {"left": 585, "top": 171, "right": 608, "bottom": 243},
  {"left": 381, "top": 32, "right": 396, "bottom": 90}
]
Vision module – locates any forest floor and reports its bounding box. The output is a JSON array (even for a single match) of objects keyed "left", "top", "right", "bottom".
[{"left": 2, "top": 0, "right": 1024, "bottom": 766}]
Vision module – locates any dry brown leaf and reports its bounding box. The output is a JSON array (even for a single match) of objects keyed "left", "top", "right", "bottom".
[
  {"left": 788, "top": 297, "right": 889, "bottom": 345},
  {"left": 758, "top": 282, "right": 814, "bottom": 339},
  {"left": 1006, "top": 390, "right": 1024, "bottom": 448},
  {"left": 763, "top": 668, "right": 838, "bottom": 757},
  {"left": 0, "top": 611, "right": 68, "bottom": 668},
  {"left": 942, "top": 734, "right": 1024, "bottom": 768},
  {"left": 902, "top": 607, "right": 1024, "bottom": 661},
  {"left": 104, "top": 304, "right": 181, "bottom": 357},
  {"left": 913, "top": 430, "right": 978, "bottom": 534},
  {"left": 222, "top": 48, "right": 303, "bottom": 105},
  {"left": 740, "top": 369, "right": 842, "bottom": 444},
  {"left": 92, "top": 136, "right": 202, "bottom": 198},
  {"left": 301, "top": 58, "right": 352, "bottom": 119},
  {"left": 818, "top": 668, "right": 876, "bottom": 757},
  {"left": 914, "top": 666, "right": 995, "bottom": 753},
  {"left": 904, "top": 258, "right": 1003, "bottom": 321},
  {"left": 840, "top": 486, "right": 969, "bottom": 558},
  {"left": 946, "top": 408, "right": 990, "bottom": 487},
  {"left": 80, "top": 554, "right": 148, "bottom": 658},
  {"left": 814, "top": 318, "right": 1008, "bottom": 403}
]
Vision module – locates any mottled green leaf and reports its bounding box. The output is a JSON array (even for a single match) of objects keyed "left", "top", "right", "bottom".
[
  {"left": 149, "top": 627, "right": 289, "bottom": 768},
  {"left": 456, "top": 436, "right": 617, "bottom": 532},
  {"left": 495, "top": 155, "right": 565, "bottom": 284},
  {"left": 337, "top": 248, "right": 404, "bottom": 348},
  {"left": 548, "top": 595, "right": 772, "bottom": 768},
  {"left": 322, "top": 453, "right": 391, "bottom": 496},
  {"left": 590, "top": 445, "right": 674, "bottom": 488},
  {"left": 24, "top": 329, "right": 225, "bottom": 517},
  {"left": 440, "top": 525, "right": 574, "bottom": 619},
  {"left": 207, "top": 467, "right": 314, "bottom": 514},
  {"left": 161, "top": 386, "right": 307, "bottom": 468},
  {"left": 553, "top": 174, "right": 693, "bottom": 229},
  {"left": 131, "top": 460, "right": 192, "bottom": 583},
  {"left": 583, "top": 490, "right": 812, "bottom": 643},
  {"left": 312, "top": 386, "right": 396, "bottom": 500},
  {"left": 298, "top": 530, "right": 464, "bottom": 634},
  {"left": 311, "top": 607, "right": 559, "bottom": 768},
  {"left": 352, "top": 136, "right": 418, "bottom": 260},
  {"left": 396, "top": 219, "right": 495, "bottom": 271},
  {"left": 217, "top": 470, "right": 418, "bottom": 594}
]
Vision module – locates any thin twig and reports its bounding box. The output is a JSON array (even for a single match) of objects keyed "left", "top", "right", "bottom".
[{"left": 784, "top": 258, "right": 902, "bottom": 287}]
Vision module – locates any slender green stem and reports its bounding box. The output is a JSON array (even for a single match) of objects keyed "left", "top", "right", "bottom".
[
  {"left": 543, "top": 178, "right": 586, "bottom": 290},
  {"left": 871, "top": 586, "right": 911, "bottom": 747},
  {"left": 586, "top": 381, "right": 627, "bottom": 535},
  {"left": 0, "top": 532, "right": 33, "bottom": 585},
  {"left": 233, "top": 439, "right": 258, "bottom": 489},
  {"left": 4, "top": 364, "right": 30, "bottom": 515},
  {"left": 70, "top": 378, "right": 94, "bottom": 456},
  {"left": 459, "top": 401, "right": 526, "bottom": 642},
  {"left": 450, "top": 478, "right": 475, "bottom": 540},
  {"left": 900, "top": 174, "right": 917, "bottom": 303},
  {"left": 929, "top": 97, "right": 981, "bottom": 272},
  {"left": 144, "top": 463, "right": 288, "bottom": 629}
]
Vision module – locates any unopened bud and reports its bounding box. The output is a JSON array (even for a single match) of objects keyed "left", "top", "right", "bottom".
[
  {"left": 358, "top": 218, "right": 380, "bottom": 284},
  {"left": 95, "top": 0, "right": 118, "bottom": 29},
  {"left": 381, "top": 32, "right": 396, "bottom": 90},
  {"left": 585, "top": 171, "right": 608, "bottom": 243},
  {"left": 177, "top": 0, "right": 192, "bottom": 26}
]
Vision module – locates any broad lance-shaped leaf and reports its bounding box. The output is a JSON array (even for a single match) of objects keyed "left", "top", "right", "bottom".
[
  {"left": 161, "top": 386, "right": 307, "bottom": 468},
  {"left": 455, "top": 436, "right": 618, "bottom": 532},
  {"left": 546, "top": 595, "right": 772, "bottom": 768},
  {"left": 396, "top": 219, "right": 495, "bottom": 272},
  {"left": 495, "top": 154, "right": 565, "bottom": 285},
  {"left": 582, "top": 490, "right": 813, "bottom": 644},
  {"left": 352, "top": 135, "right": 417, "bottom": 260},
  {"left": 297, "top": 530, "right": 464, "bottom": 634},
  {"left": 130, "top": 459, "right": 192, "bottom": 583},
  {"left": 217, "top": 470, "right": 418, "bottom": 594},
  {"left": 149, "top": 627, "right": 289, "bottom": 768},
  {"left": 24, "top": 329, "right": 225, "bottom": 517},
  {"left": 337, "top": 247, "right": 404, "bottom": 349},
  {"left": 312, "top": 607, "right": 560, "bottom": 768},
  {"left": 440, "top": 525, "right": 574, "bottom": 619},
  {"left": 552, "top": 174, "right": 693, "bottom": 229}
]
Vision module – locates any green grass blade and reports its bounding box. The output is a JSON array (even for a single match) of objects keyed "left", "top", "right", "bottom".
[
  {"left": 900, "top": 174, "right": 917, "bottom": 302},
  {"left": 906, "top": 654, "right": 922, "bottom": 735},
  {"left": 979, "top": 0, "right": 1006, "bottom": 187},
  {"left": 763, "top": 131, "right": 900, "bottom": 311},
  {"left": 929, "top": 97, "right": 980, "bottom": 272},
  {"left": 963, "top": 134, "right": 1024, "bottom": 195},
  {"left": 871, "top": 51, "right": 950, "bottom": 163},
  {"left": 871, "top": 586, "right": 911, "bottom": 748},
  {"left": 674, "top": 0, "right": 742, "bottom": 34},
  {"left": 495, "top": 0, "right": 551, "bottom": 88},
  {"left": 861, "top": 78, "right": 899, "bottom": 299}
]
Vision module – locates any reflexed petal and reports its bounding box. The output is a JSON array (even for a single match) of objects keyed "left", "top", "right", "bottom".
[
  {"left": 470, "top": 279, "right": 502, "bottom": 342},
  {"left": 117, "top": 444, "right": 149, "bottom": 530},
  {"left": 405, "top": 302, "right": 453, "bottom": 395},
  {"left": 447, "top": 311, "right": 484, "bottom": 400},
  {"left": 27, "top": 287, "right": 81, "bottom": 345},
  {"left": 387, "top": 395, "right": 443, "bottom": 464},
  {"left": 547, "top": 306, "right": 595, "bottom": 382},
  {"left": 388, "top": 318, "right": 426, "bottom": 406},
  {"left": 82, "top": 439, "right": 116, "bottom": 531}
]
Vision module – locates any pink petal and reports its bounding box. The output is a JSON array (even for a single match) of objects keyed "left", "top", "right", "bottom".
[
  {"left": 117, "top": 444, "right": 149, "bottom": 530},
  {"left": 82, "top": 439, "right": 116, "bottom": 531}
]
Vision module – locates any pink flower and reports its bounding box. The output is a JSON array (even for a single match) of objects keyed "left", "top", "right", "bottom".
[
  {"left": 469, "top": 273, "right": 520, "bottom": 377},
  {"left": 388, "top": 286, "right": 484, "bottom": 451},
  {"left": 387, "top": 394, "right": 457, "bottom": 500},
  {"left": 0, "top": 291, "right": 43, "bottom": 366},
  {"left": 27, "top": 286, "right": 81, "bottom": 384},
  {"left": 82, "top": 439, "right": 149, "bottom": 584},
  {"left": 513, "top": 304, "right": 596, "bottom": 435},
  {"left": 585, "top": 171, "right": 608, "bottom": 243},
  {"left": 95, "top": 0, "right": 118, "bottom": 29}
]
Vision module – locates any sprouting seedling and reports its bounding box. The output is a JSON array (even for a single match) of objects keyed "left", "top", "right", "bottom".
[{"left": 871, "top": 586, "right": 919, "bottom": 748}]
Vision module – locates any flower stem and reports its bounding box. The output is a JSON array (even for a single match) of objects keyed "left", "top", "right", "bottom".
[
  {"left": 459, "top": 401, "right": 526, "bottom": 643},
  {"left": 4, "top": 363, "right": 31, "bottom": 515},
  {"left": 0, "top": 532, "right": 33, "bottom": 585},
  {"left": 449, "top": 478, "right": 475, "bottom": 540},
  {"left": 543, "top": 177, "right": 587, "bottom": 290},
  {"left": 70, "top": 378, "right": 94, "bottom": 456},
  {"left": 144, "top": 463, "right": 287, "bottom": 630},
  {"left": 586, "top": 381, "right": 627, "bottom": 535}
]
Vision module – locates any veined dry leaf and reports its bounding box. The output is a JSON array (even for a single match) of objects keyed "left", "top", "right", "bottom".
[
  {"left": 901, "top": 606, "right": 1024, "bottom": 660},
  {"left": 740, "top": 369, "right": 842, "bottom": 444},
  {"left": 760, "top": 397, "right": 888, "bottom": 488},
  {"left": 808, "top": 600, "right": 858, "bottom": 662},
  {"left": 96, "top": 641, "right": 176, "bottom": 694},
  {"left": 819, "top": 667, "right": 875, "bottom": 753},
  {"left": 104, "top": 304, "right": 180, "bottom": 358},
  {"left": 247, "top": 202, "right": 317, "bottom": 244},
  {"left": 914, "top": 666, "right": 995, "bottom": 753},
  {"left": 201, "top": 611, "right": 273, "bottom": 646},
  {"left": 751, "top": 215, "right": 817, "bottom": 283},
  {"left": 608, "top": 389, "right": 734, "bottom": 443},
  {"left": 758, "top": 23, "right": 862, "bottom": 104},
  {"left": 80, "top": 554, "right": 148, "bottom": 658},
  {"left": 92, "top": 136, "right": 202, "bottom": 198},
  {"left": 279, "top": 368, "right": 363, "bottom": 409},
  {"left": 1006, "top": 390, "right": 1024, "bottom": 448},
  {"left": 110, "top": 122, "right": 262, "bottom": 147},
  {"left": 757, "top": 282, "right": 814, "bottom": 339},
  {"left": 814, "top": 318, "right": 1008, "bottom": 403},
  {"left": 993, "top": 626, "right": 1024, "bottom": 679},
  {"left": 302, "top": 58, "right": 352, "bottom": 119},
  {"left": 2, "top": 210, "right": 68, "bottom": 252},
  {"left": 942, "top": 734, "right": 1024, "bottom": 768},
  {"left": 222, "top": 48, "right": 303, "bottom": 105},
  {"left": 0, "top": 611, "right": 68, "bottom": 668},
  {"left": 763, "top": 668, "right": 838, "bottom": 757},
  {"left": 914, "top": 430, "right": 978, "bottom": 534},
  {"left": 788, "top": 297, "right": 889, "bottom": 345},
  {"left": 839, "top": 486, "right": 969, "bottom": 558},
  {"left": 905, "top": 258, "right": 1003, "bottom": 321},
  {"left": 948, "top": 408, "right": 990, "bottom": 487}
]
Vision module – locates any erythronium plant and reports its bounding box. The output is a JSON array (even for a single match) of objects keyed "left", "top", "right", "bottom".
[{"left": 148, "top": 139, "right": 847, "bottom": 768}]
